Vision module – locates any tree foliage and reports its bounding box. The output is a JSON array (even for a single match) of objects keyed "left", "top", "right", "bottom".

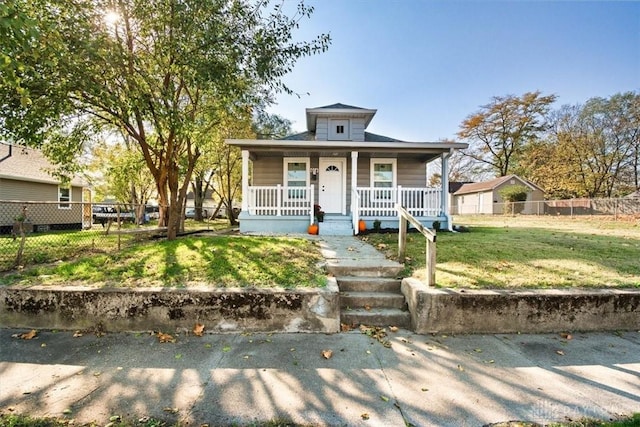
[
  {"left": 0, "top": 0, "right": 330, "bottom": 238},
  {"left": 521, "top": 92, "right": 640, "bottom": 198},
  {"left": 458, "top": 91, "right": 557, "bottom": 177}
]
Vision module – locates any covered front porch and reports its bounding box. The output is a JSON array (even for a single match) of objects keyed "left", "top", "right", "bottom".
[{"left": 232, "top": 145, "right": 457, "bottom": 235}]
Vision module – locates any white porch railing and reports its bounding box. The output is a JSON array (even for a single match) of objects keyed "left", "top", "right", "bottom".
[
  {"left": 356, "top": 186, "right": 442, "bottom": 218},
  {"left": 247, "top": 185, "right": 314, "bottom": 223},
  {"left": 244, "top": 185, "right": 441, "bottom": 223}
]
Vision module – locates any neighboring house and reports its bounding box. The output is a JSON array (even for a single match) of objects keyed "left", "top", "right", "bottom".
[
  {"left": 0, "top": 143, "right": 90, "bottom": 234},
  {"left": 226, "top": 103, "right": 467, "bottom": 235},
  {"left": 452, "top": 174, "right": 545, "bottom": 215}
]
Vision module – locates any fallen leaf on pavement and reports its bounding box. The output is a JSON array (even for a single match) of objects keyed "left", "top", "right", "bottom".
[
  {"left": 321, "top": 349, "right": 333, "bottom": 359},
  {"left": 560, "top": 332, "right": 573, "bottom": 340},
  {"left": 15, "top": 330, "right": 37, "bottom": 340},
  {"left": 157, "top": 332, "right": 176, "bottom": 343},
  {"left": 380, "top": 395, "right": 389, "bottom": 402},
  {"left": 347, "top": 246, "right": 355, "bottom": 251},
  {"left": 341, "top": 323, "right": 353, "bottom": 332},
  {"left": 193, "top": 323, "right": 205, "bottom": 337},
  {"left": 163, "top": 407, "right": 179, "bottom": 414},
  {"left": 73, "top": 331, "right": 83, "bottom": 338},
  {"left": 364, "top": 304, "right": 372, "bottom": 311},
  {"left": 556, "top": 350, "right": 565, "bottom": 356},
  {"left": 457, "top": 364, "right": 465, "bottom": 372},
  {"left": 389, "top": 326, "right": 399, "bottom": 332},
  {"left": 376, "top": 243, "right": 387, "bottom": 250},
  {"left": 361, "top": 413, "right": 370, "bottom": 420}
]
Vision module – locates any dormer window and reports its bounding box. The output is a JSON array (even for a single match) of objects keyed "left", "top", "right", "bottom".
[{"left": 329, "top": 119, "right": 349, "bottom": 140}]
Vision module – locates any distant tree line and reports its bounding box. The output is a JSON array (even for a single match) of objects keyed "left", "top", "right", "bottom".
[{"left": 455, "top": 91, "right": 640, "bottom": 199}]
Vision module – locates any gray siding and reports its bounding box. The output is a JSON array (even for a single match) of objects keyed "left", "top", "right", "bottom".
[
  {"left": 252, "top": 157, "right": 283, "bottom": 186},
  {"left": 397, "top": 158, "right": 426, "bottom": 187},
  {"left": 351, "top": 118, "right": 365, "bottom": 142},
  {"left": 315, "top": 117, "right": 328, "bottom": 141}
]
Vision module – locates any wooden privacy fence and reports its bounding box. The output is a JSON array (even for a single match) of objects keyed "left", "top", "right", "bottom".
[{"left": 396, "top": 204, "right": 436, "bottom": 287}]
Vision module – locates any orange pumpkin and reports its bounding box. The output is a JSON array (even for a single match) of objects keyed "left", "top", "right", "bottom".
[
  {"left": 308, "top": 223, "right": 319, "bottom": 235},
  {"left": 358, "top": 219, "right": 367, "bottom": 232}
]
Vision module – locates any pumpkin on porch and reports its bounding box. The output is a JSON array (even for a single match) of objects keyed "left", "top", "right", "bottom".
[
  {"left": 308, "top": 223, "right": 319, "bottom": 235},
  {"left": 358, "top": 219, "right": 366, "bottom": 232}
]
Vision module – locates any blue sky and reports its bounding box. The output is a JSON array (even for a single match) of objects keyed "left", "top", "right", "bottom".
[{"left": 267, "top": 0, "right": 640, "bottom": 142}]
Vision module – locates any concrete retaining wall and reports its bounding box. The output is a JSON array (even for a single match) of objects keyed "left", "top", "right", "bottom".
[
  {"left": 402, "top": 278, "right": 640, "bottom": 334},
  {"left": 0, "top": 279, "right": 340, "bottom": 333}
]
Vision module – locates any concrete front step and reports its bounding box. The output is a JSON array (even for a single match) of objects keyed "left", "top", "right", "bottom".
[
  {"left": 336, "top": 277, "right": 402, "bottom": 293},
  {"left": 340, "top": 291, "right": 407, "bottom": 310},
  {"left": 341, "top": 308, "right": 411, "bottom": 329},
  {"left": 327, "top": 265, "right": 404, "bottom": 278},
  {"left": 318, "top": 219, "right": 353, "bottom": 236}
]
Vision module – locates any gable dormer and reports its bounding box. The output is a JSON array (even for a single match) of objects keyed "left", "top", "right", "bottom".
[{"left": 305, "top": 103, "right": 376, "bottom": 142}]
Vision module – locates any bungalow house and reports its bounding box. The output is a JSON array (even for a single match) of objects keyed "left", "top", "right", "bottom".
[
  {"left": 226, "top": 103, "right": 467, "bottom": 235},
  {"left": 0, "top": 143, "right": 90, "bottom": 234},
  {"left": 452, "top": 174, "right": 545, "bottom": 215}
]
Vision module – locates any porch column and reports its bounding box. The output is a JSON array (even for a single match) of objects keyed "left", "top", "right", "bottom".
[
  {"left": 351, "top": 151, "right": 359, "bottom": 234},
  {"left": 241, "top": 150, "right": 249, "bottom": 212},
  {"left": 441, "top": 150, "right": 452, "bottom": 229}
]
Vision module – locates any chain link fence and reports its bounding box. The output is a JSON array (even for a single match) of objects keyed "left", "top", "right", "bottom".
[
  {"left": 451, "top": 197, "right": 640, "bottom": 218},
  {"left": 0, "top": 201, "right": 220, "bottom": 272}
]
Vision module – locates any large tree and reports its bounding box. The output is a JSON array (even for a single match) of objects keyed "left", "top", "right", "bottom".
[
  {"left": 0, "top": 0, "right": 329, "bottom": 239},
  {"left": 457, "top": 91, "right": 557, "bottom": 177}
]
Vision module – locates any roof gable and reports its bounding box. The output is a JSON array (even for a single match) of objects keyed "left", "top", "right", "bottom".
[{"left": 305, "top": 102, "right": 377, "bottom": 132}]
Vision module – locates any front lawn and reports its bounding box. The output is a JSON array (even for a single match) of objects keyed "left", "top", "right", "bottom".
[
  {"left": 0, "top": 236, "right": 326, "bottom": 289},
  {"left": 363, "top": 215, "right": 640, "bottom": 288}
]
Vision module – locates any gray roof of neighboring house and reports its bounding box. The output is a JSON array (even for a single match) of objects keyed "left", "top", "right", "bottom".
[
  {"left": 280, "top": 131, "right": 402, "bottom": 142},
  {"left": 0, "top": 144, "right": 86, "bottom": 187},
  {"left": 454, "top": 175, "right": 543, "bottom": 195}
]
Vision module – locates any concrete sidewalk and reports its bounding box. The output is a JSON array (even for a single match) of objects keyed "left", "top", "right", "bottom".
[{"left": 1, "top": 328, "right": 639, "bottom": 426}]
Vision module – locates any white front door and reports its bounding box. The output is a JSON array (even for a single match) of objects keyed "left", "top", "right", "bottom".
[{"left": 319, "top": 158, "right": 345, "bottom": 214}]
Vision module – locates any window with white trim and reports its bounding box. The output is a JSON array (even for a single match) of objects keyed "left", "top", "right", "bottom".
[
  {"left": 58, "top": 186, "right": 71, "bottom": 209},
  {"left": 370, "top": 158, "right": 397, "bottom": 199},
  {"left": 283, "top": 157, "right": 309, "bottom": 199}
]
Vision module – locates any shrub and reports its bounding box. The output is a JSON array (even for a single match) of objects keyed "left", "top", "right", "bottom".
[{"left": 499, "top": 185, "right": 529, "bottom": 215}]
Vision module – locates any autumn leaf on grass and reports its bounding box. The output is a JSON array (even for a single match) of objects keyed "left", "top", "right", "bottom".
[
  {"left": 193, "top": 323, "right": 205, "bottom": 337},
  {"left": 364, "top": 304, "right": 372, "bottom": 311},
  {"left": 163, "top": 407, "right": 179, "bottom": 414},
  {"left": 14, "top": 330, "right": 37, "bottom": 340},
  {"left": 376, "top": 243, "right": 387, "bottom": 250},
  {"left": 73, "top": 331, "right": 83, "bottom": 338},
  {"left": 157, "top": 332, "right": 176, "bottom": 343},
  {"left": 560, "top": 332, "right": 573, "bottom": 340},
  {"left": 321, "top": 349, "right": 333, "bottom": 359}
]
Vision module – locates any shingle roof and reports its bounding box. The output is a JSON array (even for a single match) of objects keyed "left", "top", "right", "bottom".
[
  {"left": 454, "top": 175, "right": 542, "bottom": 195},
  {"left": 313, "top": 103, "right": 367, "bottom": 110},
  {"left": 279, "top": 131, "right": 404, "bottom": 142},
  {"left": 0, "top": 144, "right": 86, "bottom": 186}
]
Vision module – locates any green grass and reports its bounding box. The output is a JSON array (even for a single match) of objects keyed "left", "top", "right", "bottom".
[
  {"left": 363, "top": 215, "right": 640, "bottom": 289},
  {"left": 0, "top": 219, "right": 232, "bottom": 272},
  {"left": 0, "top": 235, "right": 326, "bottom": 289}
]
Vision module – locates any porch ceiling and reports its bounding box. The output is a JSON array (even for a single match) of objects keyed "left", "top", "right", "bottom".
[{"left": 250, "top": 150, "right": 443, "bottom": 163}]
